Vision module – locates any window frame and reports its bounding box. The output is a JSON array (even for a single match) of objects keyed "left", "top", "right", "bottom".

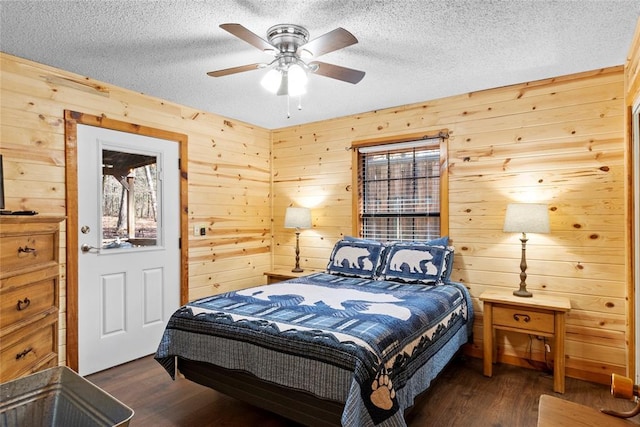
[{"left": 351, "top": 130, "right": 449, "bottom": 239}]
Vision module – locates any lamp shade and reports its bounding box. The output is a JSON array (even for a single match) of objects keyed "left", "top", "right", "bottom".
[
  {"left": 284, "top": 207, "right": 311, "bottom": 229},
  {"left": 503, "top": 203, "right": 550, "bottom": 234}
]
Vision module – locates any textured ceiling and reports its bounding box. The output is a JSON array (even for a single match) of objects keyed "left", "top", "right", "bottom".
[{"left": 1, "top": 1, "right": 639, "bottom": 129}]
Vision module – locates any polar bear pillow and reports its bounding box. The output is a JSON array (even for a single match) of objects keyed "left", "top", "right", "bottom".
[
  {"left": 380, "top": 242, "right": 448, "bottom": 284},
  {"left": 326, "top": 239, "right": 386, "bottom": 278}
]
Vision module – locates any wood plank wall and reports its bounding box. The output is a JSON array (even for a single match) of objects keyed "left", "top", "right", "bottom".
[
  {"left": 0, "top": 53, "right": 272, "bottom": 366},
  {"left": 0, "top": 41, "right": 635, "bottom": 384},
  {"left": 624, "top": 16, "right": 640, "bottom": 383},
  {"left": 271, "top": 66, "right": 628, "bottom": 384}
]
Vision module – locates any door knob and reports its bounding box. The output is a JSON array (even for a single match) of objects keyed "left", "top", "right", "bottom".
[{"left": 80, "top": 244, "right": 99, "bottom": 253}]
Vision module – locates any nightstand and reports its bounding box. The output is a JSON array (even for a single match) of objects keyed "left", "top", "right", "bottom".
[
  {"left": 480, "top": 291, "right": 571, "bottom": 393},
  {"left": 263, "top": 269, "right": 318, "bottom": 284}
]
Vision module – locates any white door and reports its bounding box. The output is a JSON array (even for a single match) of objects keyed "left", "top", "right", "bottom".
[{"left": 77, "top": 124, "right": 180, "bottom": 375}]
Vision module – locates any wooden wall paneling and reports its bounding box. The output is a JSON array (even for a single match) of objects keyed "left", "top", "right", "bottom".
[
  {"left": 2, "top": 30, "right": 636, "bottom": 385},
  {"left": 566, "top": 324, "right": 625, "bottom": 349},
  {"left": 458, "top": 253, "right": 625, "bottom": 285},
  {"left": 625, "top": 18, "right": 640, "bottom": 101},
  {"left": 271, "top": 64, "right": 628, "bottom": 383},
  {"left": 303, "top": 69, "right": 624, "bottom": 142},
  {"left": 0, "top": 53, "right": 271, "bottom": 369},
  {"left": 188, "top": 262, "right": 272, "bottom": 300},
  {"left": 271, "top": 128, "right": 354, "bottom": 271}
]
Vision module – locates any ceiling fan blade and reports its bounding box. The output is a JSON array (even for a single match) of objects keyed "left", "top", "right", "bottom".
[
  {"left": 309, "top": 61, "right": 365, "bottom": 84},
  {"left": 219, "top": 23, "right": 276, "bottom": 53},
  {"left": 299, "top": 27, "right": 357, "bottom": 58},
  {"left": 207, "top": 63, "right": 262, "bottom": 77}
]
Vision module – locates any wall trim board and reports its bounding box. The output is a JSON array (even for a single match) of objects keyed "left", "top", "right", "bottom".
[{"left": 624, "top": 16, "right": 640, "bottom": 383}]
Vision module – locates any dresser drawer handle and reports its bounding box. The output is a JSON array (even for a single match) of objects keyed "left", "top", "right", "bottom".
[
  {"left": 16, "top": 347, "right": 33, "bottom": 360},
  {"left": 513, "top": 313, "right": 531, "bottom": 323},
  {"left": 18, "top": 246, "right": 37, "bottom": 254},
  {"left": 17, "top": 297, "right": 31, "bottom": 311}
]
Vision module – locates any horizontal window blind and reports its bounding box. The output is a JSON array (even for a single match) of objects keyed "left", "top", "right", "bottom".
[{"left": 359, "top": 138, "right": 441, "bottom": 241}]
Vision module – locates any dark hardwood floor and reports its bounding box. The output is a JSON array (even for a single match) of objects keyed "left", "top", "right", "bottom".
[{"left": 87, "top": 355, "right": 640, "bottom": 426}]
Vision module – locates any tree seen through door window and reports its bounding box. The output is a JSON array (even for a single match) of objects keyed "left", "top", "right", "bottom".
[{"left": 101, "top": 149, "right": 158, "bottom": 248}]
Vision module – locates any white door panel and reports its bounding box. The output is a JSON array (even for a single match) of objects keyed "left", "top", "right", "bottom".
[
  {"left": 77, "top": 124, "right": 179, "bottom": 375},
  {"left": 102, "top": 273, "right": 126, "bottom": 335},
  {"left": 143, "top": 268, "right": 164, "bottom": 324}
]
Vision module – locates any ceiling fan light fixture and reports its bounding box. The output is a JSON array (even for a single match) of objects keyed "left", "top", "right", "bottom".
[
  {"left": 261, "top": 68, "right": 282, "bottom": 93},
  {"left": 277, "top": 71, "right": 289, "bottom": 96},
  {"left": 211, "top": 22, "right": 364, "bottom": 114},
  {"left": 288, "top": 63, "right": 308, "bottom": 96}
]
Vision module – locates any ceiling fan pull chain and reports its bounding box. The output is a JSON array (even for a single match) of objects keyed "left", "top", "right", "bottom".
[
  {"left": 287, "top": 95, "right": 291, "bottom": 118},
  {"left": 298, "top": 95, "right": 303, "bottom": 111}
]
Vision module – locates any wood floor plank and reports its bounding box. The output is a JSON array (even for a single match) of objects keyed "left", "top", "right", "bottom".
[{"left": 87, "top": 355, "right": 640, "bottom": 426}]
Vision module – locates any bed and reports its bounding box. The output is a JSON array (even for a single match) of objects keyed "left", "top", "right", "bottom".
[{"left": 155, "top": 238, "right": 474, "bottom": 427}]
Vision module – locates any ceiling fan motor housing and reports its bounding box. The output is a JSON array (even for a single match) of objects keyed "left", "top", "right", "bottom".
[{"left": 266, "top": 24, "right": 310, "bottom": 53}]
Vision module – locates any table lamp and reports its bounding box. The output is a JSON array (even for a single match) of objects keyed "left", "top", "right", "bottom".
[
  {"left": 284, "top": 207, "right": 311, "bottom": 272},
  {"left": 503, "top": 203, "right": 550, "bottom": 297}
]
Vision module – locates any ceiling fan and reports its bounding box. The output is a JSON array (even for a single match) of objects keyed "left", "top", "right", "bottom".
[{"left": 207, "top": 23, "right": 365, "bottom": 97}]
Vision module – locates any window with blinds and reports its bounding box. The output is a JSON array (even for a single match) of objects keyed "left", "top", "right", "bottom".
[{"left": 358, "top": 138, "right": 442, "bottom": 241}]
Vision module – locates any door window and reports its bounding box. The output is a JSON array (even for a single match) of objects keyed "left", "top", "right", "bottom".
[{"left": 101, "top": 149, "right": 159, "bottom": 249}]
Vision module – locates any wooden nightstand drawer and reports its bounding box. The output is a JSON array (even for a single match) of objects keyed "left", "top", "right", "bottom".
[
  {"left": 0, "top": 315, "right": 57, "bottom": 382},
  {"left": 493, "top": 305, "right": 554, "bottom": 334}
]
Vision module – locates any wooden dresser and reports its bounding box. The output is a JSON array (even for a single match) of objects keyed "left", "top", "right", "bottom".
[{"left": 0, "top": 215, "right": 64, "bottom": 382}]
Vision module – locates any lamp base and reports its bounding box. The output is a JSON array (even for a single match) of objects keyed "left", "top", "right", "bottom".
[
  {"left": 513, "top": 289, "right": 533, "bottom": 298},
  {"left": 292, "top": 230, "right": 303, "bottom": 273}
]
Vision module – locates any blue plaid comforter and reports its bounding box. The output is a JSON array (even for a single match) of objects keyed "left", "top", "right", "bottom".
[{"left": 155, "top": 272, "right": 473, "bottom": 426}]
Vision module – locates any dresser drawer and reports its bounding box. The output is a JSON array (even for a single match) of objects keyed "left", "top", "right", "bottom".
[
  {"left": 0, "top": 316, "right": 57, "bottom": 382},
  {"left": 0, "top": 232, "right": 56, "bottom": 273},
  {"left": 492, "top": 304, "right": 554, "bottom": 334},
  {"left": 0, "top": 277, "right": 57, "bottom": 331}
]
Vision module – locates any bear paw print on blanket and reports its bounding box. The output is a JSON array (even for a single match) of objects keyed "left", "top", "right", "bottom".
[{"left": 370, "top": 371, "right": 395, "bottom": 410}]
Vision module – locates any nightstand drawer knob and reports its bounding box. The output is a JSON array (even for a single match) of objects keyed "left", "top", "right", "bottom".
[
  {"left": 513, "top": 313, "right": 531, "bottom": 323},
  {"left": 16, "top": 297, "right": 31, "bottom": 311}
]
